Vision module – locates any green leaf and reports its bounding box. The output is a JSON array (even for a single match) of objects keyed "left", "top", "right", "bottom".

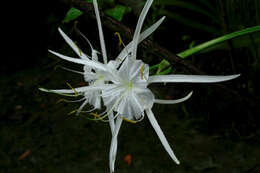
[
  {"left": 178, "top": 26, "right": 260, "bottom": 58},
  {"left": 199, "top": 32, "right": 260, "bottom": 54},
  {"left": 62, "top": 8, "right": 83, "bottom": 23},
  {"left": 105, "top": 5, "right": 131, "bottom": 22},
  {"left": 156, "top": 59, "right": 171, "bottom": 75}
]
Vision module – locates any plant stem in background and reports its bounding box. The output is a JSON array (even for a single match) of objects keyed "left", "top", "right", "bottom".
[{"left": 177, "top": 26, "right": 260, "bottom": 58}]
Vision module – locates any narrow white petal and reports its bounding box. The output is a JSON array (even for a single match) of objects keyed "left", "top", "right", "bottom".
[
  {"left": 148, "top": 74, "right": 240, "bottom": 84},
  {"left": 145, "top": 109, "right": 180, "bottom": 164},
  {"left": 154, "top": 91, "right": 193, "bottom": 104},
  {"left": 139, "top": 16, "right": 165, "bottom": 43},
  {"left": 93, "top": 0, "right": 108, "bottom": 64},
  {"left": 40, "top": 84, "right": 111, "bottom": 94},
  {"left": 108, "top": 112, "right": 115, "bottom": 133},
  {"left": 58, "top": 28, "right": 89, "bottom": 59},
  {"left": 109, "top": 117, "right": 123, "bottom": 173},
  {"left": 49, "top": 50, "right": 107, "bottom": 71},
  {"left": 132, "top": 0, "right": 154, "bottom": 59}
]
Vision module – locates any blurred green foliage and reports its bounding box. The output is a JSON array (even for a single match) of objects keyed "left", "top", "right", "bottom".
[
  {"left": 62, "top": 0, "right": 131, "bottom": 22},
  {"left": 63, "top": 8, "right": 83, "bottom": 23}
]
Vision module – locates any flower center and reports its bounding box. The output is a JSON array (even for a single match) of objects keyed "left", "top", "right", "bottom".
[
  {"left": 98, "top": 74, "right": 104, "bottom": 80},
  {"left": 127, "top": 81, "right": 133, "bottom": 90}
]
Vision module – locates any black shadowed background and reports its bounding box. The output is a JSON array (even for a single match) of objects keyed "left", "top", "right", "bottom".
[{"left": 1, "top": 0, "right": 260, "bottom": 172}]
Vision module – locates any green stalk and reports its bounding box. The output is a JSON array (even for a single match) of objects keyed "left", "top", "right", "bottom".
[{"left": 178, "top": 26, "right": 260, "bottom": 58}]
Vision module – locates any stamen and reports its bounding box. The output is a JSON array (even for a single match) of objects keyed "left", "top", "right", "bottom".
[
  {"left": 74, "top": 41, "right": 82, "bottom": 56},
  {"left": 121, "top": 116, "right": 137, "bottom": 124},
  {"left": 93, "top": 90, "right": 128, "bottom": 121},
  {"left": 79, "top": 107, "right": 96, "bottom": 113},
  {"left": 56, "top": 97, "right": 85, "bottom": 104},
  {"left": 114, "top": 32, "right": 122, "bottom": 47},
  {"left": 68, "top": 109, "right": 78, "bottom": 115},
  {"left": 66, "top": 82, "right": 78, "bottom": 96},
  {"left": 141, "top": 65, "right": 144, "bottom": 80},
  {"left": 90, "top": 112, "right": 101, "bottom": 119},
  {"left": 54, "top": 65, "right": 84, "bottom": 75},
  {"left": 74, "top": 22, "right": 96, "bottom": 52},
  {"left": 102, "top": 112, "right": 120, "bottom": 122}
]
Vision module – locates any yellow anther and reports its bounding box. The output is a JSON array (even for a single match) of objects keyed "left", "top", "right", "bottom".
[
  {"left": 140, "top": 65, "right": 144, "bottom": 80},
  {"left": 90, "top": 112, "right": 101, "bottom": 119},
  {"left": 66, "top": 82, "right": 78, "bottom": 96},
  {"left": 74, "top": 41, "right": 82, "bottom": 56},
  {"left": 114, "top": 32, "right": 123, "bottom": 47},
  {"left": 68, "top": 109, "right": 77, "bottom": 115},
  {"left": 121, "top": 116, "right": 137, "bottom": 124}
]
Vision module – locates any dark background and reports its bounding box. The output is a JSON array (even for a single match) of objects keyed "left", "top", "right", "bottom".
[{"left": 1, "top": 0, "right": 260, "bottom": 172}]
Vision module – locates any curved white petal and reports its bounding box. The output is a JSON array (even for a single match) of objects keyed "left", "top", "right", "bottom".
[
  {"left": 145, "top": 109, "right": 180, "bottom": 164},
  {"left": 148, "top": 74, "right": 240, "bottom": 84},
  {"left": 154, "top": 91, "right": 193, "bottom": 104},
  {"left": 109, "top": 117, "right": 123, "bottom": 173},
  {"left": 58, "top": 28, "right": 89, "bottom": 59},
  {"left": 93, "top": 0, "right": 107, "bottom": 64},
  {"left": 108, "top": 112, "right": 117, "bottom": 173},
  {"left": 48, "top": 50, "right": 107, "bottom": 71},
  {"left": 132, "top": 0, "right": 154, "bottom": 59},
  {"left": 139, "top": 16, "right": 165, "bottom": 43},
  {"left": 76, "top": 99, "right": 89, "bottom": 115}
]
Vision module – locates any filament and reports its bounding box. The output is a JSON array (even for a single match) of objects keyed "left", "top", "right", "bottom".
[
  {"left": 66, "top": 82, "right": 79, "bottom": 96},
  {"left": 114, "top": 32, "right": 123, "bottom": 47}
]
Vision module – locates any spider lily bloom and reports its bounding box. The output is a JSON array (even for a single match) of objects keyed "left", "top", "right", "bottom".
[{"left": 39, "top": 0, "right": 240, "bottom": 173}]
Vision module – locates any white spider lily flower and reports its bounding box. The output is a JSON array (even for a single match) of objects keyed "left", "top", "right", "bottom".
[{"left": 40, "top": 0, "right": 241, "bottom": 173}]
